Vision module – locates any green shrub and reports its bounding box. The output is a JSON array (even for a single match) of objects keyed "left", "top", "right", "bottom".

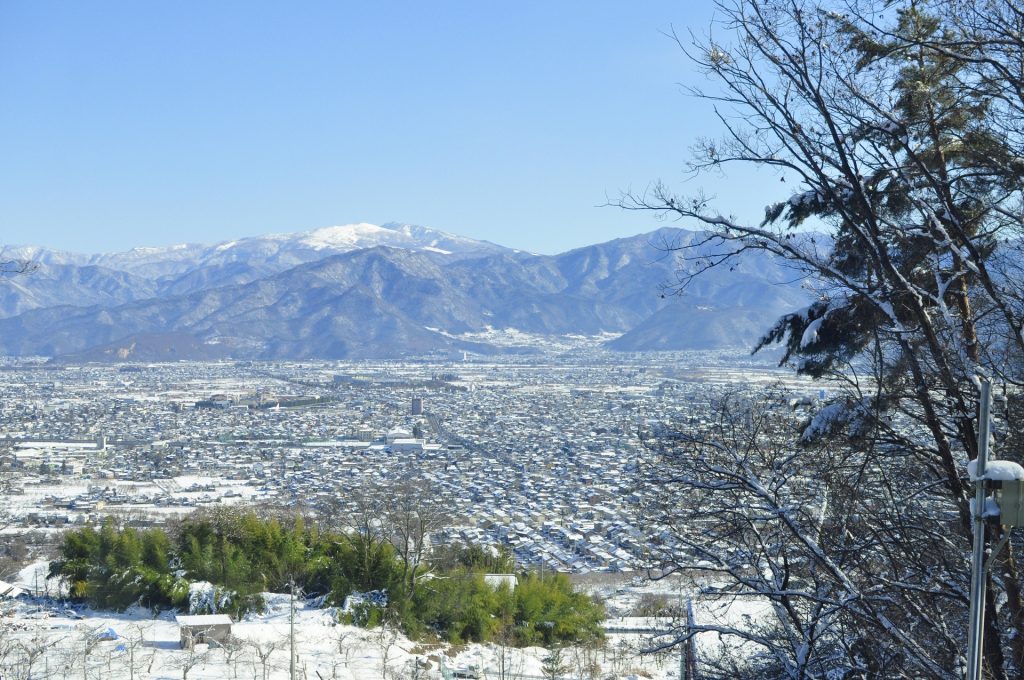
[
  {"left": 49, "top": 514, "right": 605, "bottom": 647},
  {"left": 512, "top": 573, "right": 605, "bottom": 646}
]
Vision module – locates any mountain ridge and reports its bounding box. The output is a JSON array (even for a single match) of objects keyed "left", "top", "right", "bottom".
[{"left": 0, "top": 225, "right": 815, "bottom": 360}]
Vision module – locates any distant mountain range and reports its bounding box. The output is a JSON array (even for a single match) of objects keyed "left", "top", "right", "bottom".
[{"left": 0, "top": 223, "right": 813, "bottom": 361}]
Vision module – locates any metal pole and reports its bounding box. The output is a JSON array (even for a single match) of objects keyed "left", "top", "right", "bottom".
[
  {"left": 680, "top": 605, "right": 687, "bottom": 680},
  {"left": 290, "top": 578, "right": 296, "bottom": 680},
  {"left": 685, "top": 598, "right": 698, "bottom": 680},
  {"left": 966, "top": 379, "right": 992, "bottom": 680}
]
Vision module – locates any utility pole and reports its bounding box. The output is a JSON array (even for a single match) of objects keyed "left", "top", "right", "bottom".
[
  {"left": 684, "top": 598, "right": 697, "bottom": 680},
  {"left": 679, "top": 620, "right": 686, "bottom": 680},
  {"left": 290, "top": 578, "right": 297, "bottom": 680},
  {"left": 678, "top": 588, "right": 685, "bottom": 680},
  {"left": 966, "top": 379, "right": 993, "bottom": 680}
]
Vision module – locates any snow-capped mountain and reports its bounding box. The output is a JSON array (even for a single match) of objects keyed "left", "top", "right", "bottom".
[
  {"left": 0, "top": 223, "right": 510, "bottom": 312},
  {"left": 0, "top": 226, "right": 814, "bottom": 360},
  {"left": 0, "top": 222, "right": 506, "bottom": 275}
]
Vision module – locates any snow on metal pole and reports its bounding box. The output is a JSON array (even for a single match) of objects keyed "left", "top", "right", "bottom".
[
  {"left": 680, "top": 627, "right": 686, "bottom": 680},
  {"left": 679, "top": 592, "right": 687, "bottom": 680},
  {"left": 686, "top": 598, "right": 698, "bottom": 680},
  {"left": 290, "top": 577, "right": 297, "bottom": 680},
  {"left": 966, "top": 379, "right": 992, "bottom": 680}
]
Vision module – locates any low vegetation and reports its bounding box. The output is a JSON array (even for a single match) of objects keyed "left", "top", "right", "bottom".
[{"left": 48, "top": 512, "right": 604, "bottom": 646}]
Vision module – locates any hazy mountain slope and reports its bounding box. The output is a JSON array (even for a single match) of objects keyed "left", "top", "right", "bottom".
[
  {"left": 0, "top": 264, "right": 156, "bottom": 318},
  {"left": 153, "top": 260, "right": 281, "bottom": 297},
  {"left": 57, "top": 332, "right": 235, "bottom": 363},
  {"left": 0, "top": 243, "right": 207, "bottom": 277},
  {"left": 0, "top": 227, "right": 816, "bottom": 359},
  {"left": 0, "top": 248, "right": 500, "bottom": 359},
  {"left": 605, "top": 289, "right": 811, "bottom": 351}
]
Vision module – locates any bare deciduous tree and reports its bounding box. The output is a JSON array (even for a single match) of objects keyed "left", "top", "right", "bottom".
[
  {"left": 493, "top": 623, "right": 523, "bottom": 680},
  {"left": 173, "top": 640, "right": 210, "bottom": 680},
  {"left": 220, "top": 634, "right": 247, "bottom": 680},
  {"left": 335, "top": 628, "right": 358, "bottom": 670},
  {"left": 637, "top": 389, "right": 958, "bottom": 676},
  {"left": 620, "top": 0, "right": 1024, "bottom": 676},
  {"left": 571, "top": 641, "right": 603, "bottom": 680},
  {"left": 119, "top": 624, "right": 153, "bottom": 680},
  {"left": 376, "top": 622, "right": 400, "bottom": 680},
  {"left": 248, "top": 637, "right": 285, "bottom": 680},
  {"left": 382, "top": 477, "right": 449, "bottom": 596},
  {"left": 6, "top": 630, "right": 59, "bottom": 680}
]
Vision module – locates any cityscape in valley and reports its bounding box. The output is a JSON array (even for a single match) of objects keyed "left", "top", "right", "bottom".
[{"left": 0, "top": 350, "right": 812, "bottom": 574}]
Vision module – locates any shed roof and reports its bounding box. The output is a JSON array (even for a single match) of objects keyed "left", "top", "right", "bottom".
[
  {"left": 175, "top": 614, "right": 232, "bottom": 627},
  {"left": 0, "top": 580, "right": 25, "bottom": 599}
]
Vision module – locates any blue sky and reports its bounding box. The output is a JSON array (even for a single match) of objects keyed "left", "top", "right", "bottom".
[{"left": 0, "top": 1, "right": 779, "bottom": 254}]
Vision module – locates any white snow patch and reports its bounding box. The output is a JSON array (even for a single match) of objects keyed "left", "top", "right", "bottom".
[
  {"left": 967, "top": 459, "right": 1024, "bottom": 481},
  {"left": 788, "top": 189, "right": 823, "bottom": 207},
  {"left": 188, "top": 581, "right": 234, "bottom": 614},
  {"left": 800, "top": 316, "right": 824, "bottom": 348},
  {"left": 880, "top": 120, "right": 902, "bottom": 134},
  {"left": 801, "top": 401, "right": 850, "bottom": 441},
  {"left": 298, "top": 223, "right": 393, "bottom": 249},
  {"left": 970, "top": 496, "right": 1001, "bottom": 518}
]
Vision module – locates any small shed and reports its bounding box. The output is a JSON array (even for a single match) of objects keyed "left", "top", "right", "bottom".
[
  {"left": 0, "top": 580, "right": 25, "bottom": 599},
  {"left": 175, "top": 614, "right": 232, "bottom": 648}
]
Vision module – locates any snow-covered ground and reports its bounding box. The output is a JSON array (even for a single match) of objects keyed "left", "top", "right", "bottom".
[
  {"left": 424, "top": 326, "right": 623, "bottom": 352},
  {"left": 0, "top": 598, "right": 630, "bottom": 680},
  {"left": 0, "top": 562, "right": 769, "bottom": 679}
]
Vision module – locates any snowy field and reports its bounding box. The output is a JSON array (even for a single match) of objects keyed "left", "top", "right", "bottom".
[
  {"left": 0, "top": 563, "right": 771, "bottom": 679},
  {"left": 0, "top": 600, "right": 657, "bottom": 680}
]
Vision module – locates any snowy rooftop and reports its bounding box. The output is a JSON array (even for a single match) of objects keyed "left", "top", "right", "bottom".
[{"left": 174, "top": 614, "right": 232, "bottom": 626}]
